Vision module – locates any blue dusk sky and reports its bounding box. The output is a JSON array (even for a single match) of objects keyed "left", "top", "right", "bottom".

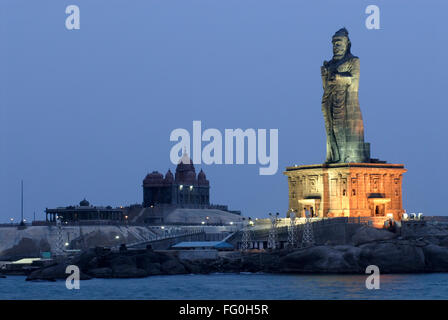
[{"left": 0, "top": 0, "right": 446, "bottom": 222}]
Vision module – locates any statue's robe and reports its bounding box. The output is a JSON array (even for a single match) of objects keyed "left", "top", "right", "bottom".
[{"left": 321, "top": 54, "right": 369, "bottom": 163}]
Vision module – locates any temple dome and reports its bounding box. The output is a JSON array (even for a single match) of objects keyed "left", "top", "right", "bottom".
[
  {"left": 143, "top": 171, "right": 164, "bottom": 186},
  {"left": 164, "top": 169, "right": 174, "bottom": 184},
  {"left": 183, "top": 170, "right": 196, "bottom": 184},
  {"left": 79, "top": 198, "right": 90, "bottom": 207},
  {"left": 176, "top": 152, "right": 195, "bottom": 172},
  {"left": 175, "top": 149, "right": 196, "bottom": 183},
  {"left": 198, "top": 169, "right": 209, "bottom": 186}
]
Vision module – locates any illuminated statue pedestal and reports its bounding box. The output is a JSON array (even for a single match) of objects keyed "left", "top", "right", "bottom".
[{"left": 284, "top": 163, "right": 406, "bottom": 221}]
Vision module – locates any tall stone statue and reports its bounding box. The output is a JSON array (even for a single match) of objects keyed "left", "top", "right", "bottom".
[{"left": 321, "top": 28, "right": 370, "bottom": 163}]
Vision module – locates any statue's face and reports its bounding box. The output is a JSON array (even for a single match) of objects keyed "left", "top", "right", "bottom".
[{"left": 332, "top": 36, "right": 348, "bottom": 60}]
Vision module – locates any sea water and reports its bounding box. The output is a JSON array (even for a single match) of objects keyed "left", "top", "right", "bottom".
[{"left": 1, "top": 273, "right": 447, "bottom": 300}]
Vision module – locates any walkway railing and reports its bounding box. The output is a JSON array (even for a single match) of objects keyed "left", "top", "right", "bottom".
[
  {"left": 231, "top": 216, "right": 391, "bottom": 244},
  {"left": 253, "top": 216, "right": 388, "bottom": 229},
  {"left": 122, "top": 227, "right": 205, "bottom": 249}
]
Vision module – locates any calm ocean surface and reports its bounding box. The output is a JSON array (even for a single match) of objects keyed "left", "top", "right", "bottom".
[{"left": 1, "top": 273, "right": 448, "bottom": 300}]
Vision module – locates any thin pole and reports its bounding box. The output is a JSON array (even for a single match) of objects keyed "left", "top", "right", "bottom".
[{"left": 21, "top": 180, "right": 24, "bottom": 223}]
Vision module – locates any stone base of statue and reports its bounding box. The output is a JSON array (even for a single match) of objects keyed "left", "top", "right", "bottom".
[{"left": 284, "top": 163, "right": 406, "bottom": 222}]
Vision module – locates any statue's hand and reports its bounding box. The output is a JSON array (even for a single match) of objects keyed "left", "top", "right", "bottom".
[
  {"left": 334, "top": 73, "right": 352, "bottom": 85},
  {"left": 327, "top": 73, "right": 346, "bottom": 85},
  {"left": 321, "top": 66, "right": 328, "bottom": 77}
]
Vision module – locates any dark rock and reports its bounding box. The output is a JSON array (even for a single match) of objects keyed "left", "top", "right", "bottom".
[
  {"left": 94, "top": 247, "right": 111, "bottom": 256},
  {"left": 135, "top": 254, "right": 155, "bottom": 269},
  {"left": 221, "top": 260, "right": 242, "bottom": 273},
  {"left": 1, "top": 238, "right": 41, "bottom": 259},
  {"left": 182, "top": 261, "right": 203, "bottom": 274},
  {"left": 110, "top": 254, "right": 135, "bottom": 267},
  {"left": 359, "top": 241, "right": 425, "bottom": 273},
  {"left": 112, "top": 264, "right": 147, "bottom": 278},
  {"left": 71, "top": 250, "right": 99, "bottom": 270},
  {"left": 87, "top": 267, "right": 113, "bottom": 278},
  {"left": 351, "top": 226, "right": 396, "bottom": 246},
  {"left": 279, "top": 246, "right": 361, "bottom": 273},
  {"left": 437, "top": 238, "right": 448, "bottom": 247},
  {"left": 26, "top": 263, "right": 91, "bottom": 281},
  {"left": 241, "top": 260, "right": 260, "bottom": 273},
  {"left": 335, "top": 245, "right": 362, "bottom": 269},
  {"left": 145, "top": 263, "right": 163, "bottom": 275},
  {"left": 86, "top": 256, "right": 99, "bottom": 270},
  {"left": 422, "top": 244, "right": 448, "bottom": 272},
  {"left": 183, "top": 260, "right": 220, "bottom": 274},
  {"left": 160, "top": 258, "right": 187, "bottom": 275}
]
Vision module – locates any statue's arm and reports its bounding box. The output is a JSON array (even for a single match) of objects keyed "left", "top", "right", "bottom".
[
  {"left": 347, "top": 57, "right": 360, "bottom": 90},
  {"left": 321, "top": 61, "right": 329, "bottom": 89},
  {"left": 333, "top": 58, "right": 360, "bottom": 87}
]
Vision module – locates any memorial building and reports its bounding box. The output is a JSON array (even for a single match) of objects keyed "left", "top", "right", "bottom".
[
  {"left": 139, "top": 150, "right": 242, "bottom": 224},
  {"left": 143, "top": 151, "right": 210, "bottom": 208},
  {"left": 45, "top": 199, "right": 124, "bottom": 223}
]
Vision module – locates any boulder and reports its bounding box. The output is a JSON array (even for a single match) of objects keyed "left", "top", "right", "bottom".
[
  {"left": 403, "top": 223, "right": 448, "bottom": 238},
  {"left": 1, "top": 238, "right": 41, "bottom": 259},
  {"left": 437, "top": 238, "right": 448, "bottom": 247},
  {"left": 183, "top": 260, "right": 222, "bottom": 274},
  {"left": 181, "top": 261, "right": 204, "bottom": 274},
  {"left": 134, "top": 253, "right": 164, "bottom": 269},
  {"left": 26, "top": 263, "right": 91, "bottom": 281},
  {"left": 279, "top": 246, "right": 362, "bottom": 273},
  {"left": 145, "top": 262, "right": 163, "bottom": 275},
  {"left": 422, "top": 244, "right": 448, "bottom": 272},
  {"left": 110, "top": 255, "right": 135, "bottom": 267},
  {"left": 241, "top": 260, "right": 261, "bottom": 273},
  {"left": 351, "top": 226, "right": 396, "bottom": 246},
  {"left": 359, "top": 241, "right": 425, "bottom": 273},
  {"left": 220, "top": 260, "right": 242, "bottom": 273},
  {"left": 160, "top": 258, "right": 187, "bottom": 275},
  {"left": 87, "top": 267, "right": 113, "bottom": 278},
  {"left": 111, "top": 265, "right": 147, "bottom": 278}
]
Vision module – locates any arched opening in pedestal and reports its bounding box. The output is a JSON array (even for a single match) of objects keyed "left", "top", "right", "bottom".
[
  {"left": 368, "top": 198, "right": 390, "bottom": 217},
  {"left": 298, "top": 198, "right": 321, "bottom": 218}
]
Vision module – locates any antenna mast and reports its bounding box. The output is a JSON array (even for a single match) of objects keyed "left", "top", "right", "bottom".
[{"left": 21, "top": 180, "right": 24, "bottom": 224}]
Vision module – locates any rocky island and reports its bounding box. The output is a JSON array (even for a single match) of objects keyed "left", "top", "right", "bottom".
[{"left": 21, "top": 222, "right": 448, "bottom": 281}]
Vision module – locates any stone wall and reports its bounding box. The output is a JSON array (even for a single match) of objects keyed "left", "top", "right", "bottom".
[{"left": 0, "top": 225, "right": 190, "bottom": 259}]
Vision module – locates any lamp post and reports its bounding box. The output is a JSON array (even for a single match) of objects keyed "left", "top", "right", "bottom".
[
  {"left": 240, "top": 217, "right": 253, "bottom": 252},
  {"left": 301, "top": 210, "right": 315, "bottom": 247},
  {"left": 21, "top": 180, "right": 24, "bottom": 225},
  {"left": 54, "top": 216, "right": 64, "bottom": 257},
  {"left": 287, "top": 210, "right": 297, "bottom": 249},
  {"left": 268, "top": 212, "right": 280, "bottom": 250}
]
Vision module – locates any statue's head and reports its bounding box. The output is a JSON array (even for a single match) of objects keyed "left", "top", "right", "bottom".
[{"left": 332, "top": 28, "right": 351, "bottom": 60}]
